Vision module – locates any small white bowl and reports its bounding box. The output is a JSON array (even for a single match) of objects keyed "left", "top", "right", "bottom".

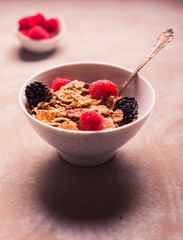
[
  {"left": 19, "top": 62, "right": 155, "bottom": 166},
  {"left": 15, "top": 16, "right": 66, "bottom": 53}
]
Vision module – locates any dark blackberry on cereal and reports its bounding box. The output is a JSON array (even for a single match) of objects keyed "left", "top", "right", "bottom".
[
  {"left": 115, "top": 96, "right": 138, "bottom": 123},
  {"left": 25, "top": 81, "right": 52, "bottom": 107}
]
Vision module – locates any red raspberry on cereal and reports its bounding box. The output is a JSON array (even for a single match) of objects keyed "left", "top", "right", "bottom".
[
  {"left": 28, "top": 25, "right": 50, "bottom": 39},
  {"left": 51, "top": 77, "right": 71, "bottom": 92},
  {"left": 80, "top": 111, "right": 104, "bottom": 131},
  {"left": 89, "top": 79, "right": 118, "bottom": 100},
  {"left": 45, "top": 18, "right": 60, "bottom": 33}
]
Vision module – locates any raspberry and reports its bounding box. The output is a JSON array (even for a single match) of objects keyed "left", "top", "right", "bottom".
[
  {"left": 89, "top": 79, "right": 118, "bottom": 100},
  {"left": 45, "top": 18, "right": 60, "bottom": 33},
  {"left": 18, "top": 16, "right": 34, "bottom": 30},
  {"left": 19, "top": 29, "right": 29, "bottom": 37},
  {"left": 80, "top": 111, "right": 104, "bottom": 131},
  {"left": 18, "top": 13, "right": 46, "bottom": 30},
  {"left": 51, "top": 77, "right": 71, "bottom": 92},
  {"left": 33, "top": 13, "right": 46, "bottom": 28},
  {"left": 25, "top": 81, "right": 52, "bottom": 107},
  {"left": 114, "top": 97, "right": 138, "bottom": 124},
  {"left": 28, "top": 25, "right": 50, "bottom": 40}
]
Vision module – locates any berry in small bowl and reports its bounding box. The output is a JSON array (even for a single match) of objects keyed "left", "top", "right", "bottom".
[
  {"left": 15, "top": 13, "right": 66, "bottom": 53},
  {"left": 19, "top": 62, "right": 155, "bottom": 166}
]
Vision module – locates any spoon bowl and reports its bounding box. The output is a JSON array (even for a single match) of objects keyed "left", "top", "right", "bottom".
[{"left": 19, "top": 62, "right": 155, "bottom": 166}]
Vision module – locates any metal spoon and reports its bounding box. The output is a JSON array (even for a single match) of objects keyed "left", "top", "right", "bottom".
[{"left": 118, "top": 29, "right": 174, "bottom": 96}]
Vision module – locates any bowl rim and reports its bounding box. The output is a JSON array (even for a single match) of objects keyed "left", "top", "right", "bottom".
[
  {"left": 19, "top": 61, "right": 156, "bottom": 135},
  {"left": 15, "top": 14, "right": 66, "bottom": 43}
]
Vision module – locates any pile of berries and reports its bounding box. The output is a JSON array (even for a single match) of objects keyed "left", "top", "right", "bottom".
[
  {"left": 18, "top": 13, "right": 60, "bottom": 40},
  {"left": 25, "top": 78, "right": 139, "bottom": 131}
]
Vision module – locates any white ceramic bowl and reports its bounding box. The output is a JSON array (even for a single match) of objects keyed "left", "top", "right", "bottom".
[
  {"left": 19, "top": 62, "right": 155, "bottom": 166},
  {"left": 15, "top": 16, "right": 66, "bottom": 53}
]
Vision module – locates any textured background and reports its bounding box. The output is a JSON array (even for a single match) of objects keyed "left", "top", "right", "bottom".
[{"left": 0, "top": 0, "right": 183, "bottom": 239}]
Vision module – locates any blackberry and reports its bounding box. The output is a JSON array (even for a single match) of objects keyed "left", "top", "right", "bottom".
[
  {"left": 115, "top": 96, "right": 138, "bottom": 124},
  {"left": 25, "top": 81, "right": 52, "bottom": 107}
]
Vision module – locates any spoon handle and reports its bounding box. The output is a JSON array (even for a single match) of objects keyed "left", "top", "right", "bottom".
[{"left": 118, "top": 29, "right": 174, "bottom": 96}]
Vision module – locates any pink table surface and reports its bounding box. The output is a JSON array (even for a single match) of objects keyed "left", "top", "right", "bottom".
[{"left": 0, "top": 0, "right": 183, "bottom": 239}]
